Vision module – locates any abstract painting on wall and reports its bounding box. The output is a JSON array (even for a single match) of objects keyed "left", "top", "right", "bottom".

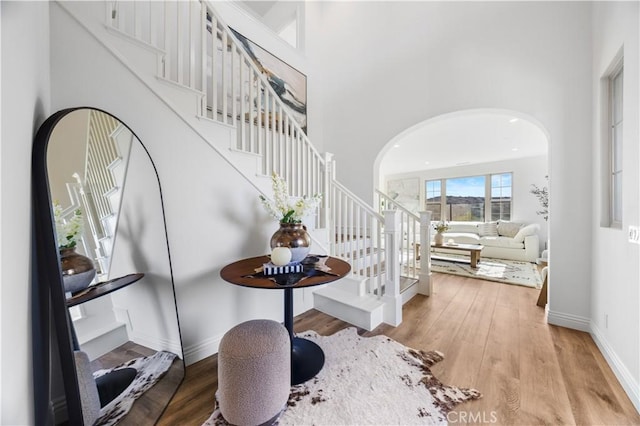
[
  {"left": 231, "top": 28, "right": 307, "bottom": 133},
  {"left": 387, "top": 177, "right": 420, "bottom": 213}
]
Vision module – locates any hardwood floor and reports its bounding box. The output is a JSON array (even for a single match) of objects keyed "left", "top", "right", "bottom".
[{"left": 158, "top": 273, "right": 640, "bottom": 425}]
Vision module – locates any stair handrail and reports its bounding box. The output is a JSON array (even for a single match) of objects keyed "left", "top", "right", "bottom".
[
  {"left": 375, "top": 188, "right": 422, "bottom": 279},
  {"left": 106, "top": 1, "right": 326, "bottom": 197},
  {"left": 334, "top": 180, "right": 384, "bottom": 222},
  {"left": 205, "top": 0, "right": 324, "bottom": 162},
  {"left": 329, "top": 179, "right": 386, "bottom": 294},
  {"left": 202, "top": 0, "right": 402, "bottom": 310},
  {"left": 375, "top": 188, "right": 420, "bottom": 220},
  {"left": 203, "top": 0, "right": 330, "bottom": 213}
]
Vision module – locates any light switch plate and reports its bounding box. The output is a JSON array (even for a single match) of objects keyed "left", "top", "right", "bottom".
[{"left": 628, "top": 225, "right": 640, "bottom": 244}]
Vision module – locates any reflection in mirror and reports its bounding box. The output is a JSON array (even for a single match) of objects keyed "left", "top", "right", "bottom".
[
  {"left": 38, "top": 108, "right": 184, "bottom": 425},
  {"left": 47, "top": 109, "right": 130, "bottom": 280}
]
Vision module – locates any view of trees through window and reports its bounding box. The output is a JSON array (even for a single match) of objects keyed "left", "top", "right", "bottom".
[
  {"left": 425, "top": 172, "right": 512, "bottom": 222},
  {"left": 446, "top": 176, "right": 486, "bottom": 221}
]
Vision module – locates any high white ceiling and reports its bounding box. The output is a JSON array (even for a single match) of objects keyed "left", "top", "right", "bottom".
[
  {"left": 380, "top": 112, "right": 548, "bottom": 176},
  {"left": 240, "top": 1, "right": 279, "bottom": 18}
]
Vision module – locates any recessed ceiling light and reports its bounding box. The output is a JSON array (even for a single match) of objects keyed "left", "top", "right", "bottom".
[
  {"left": 424, "top": 161, "right": 430, "bottom": 165},
  {"left": 509, "top": 118, "right": 519, "bottom": 123},
  {"left": 393, "top": 144, "right": 400, "bottom": 148},
  {"left": 512, "top": 148, "right": 519, "bottom": 152}
]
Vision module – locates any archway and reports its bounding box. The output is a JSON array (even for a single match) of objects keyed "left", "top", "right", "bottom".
[{"left": 374, "top": 108, "right": 551, "bottom": 272}]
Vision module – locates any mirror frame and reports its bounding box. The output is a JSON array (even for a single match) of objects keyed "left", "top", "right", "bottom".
[{"left": 32, "top": 107, "right": 183, "bottom": 425}]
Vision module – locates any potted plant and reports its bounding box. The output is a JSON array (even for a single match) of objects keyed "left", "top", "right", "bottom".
[
  {"left": 54, "top": 202, "right": 96, "bottom": 293},
  {"left": 259, "top": 173, "right": 322, "bottom": 263},
  {"left": 433, "top": 220, "right": 449, "bottom": 246},
  {"left": 530, "top": 176, "right": 549, "bottom": 259},
  {"left": 530, "top": 176, "right": 549, "bottom": 222}
]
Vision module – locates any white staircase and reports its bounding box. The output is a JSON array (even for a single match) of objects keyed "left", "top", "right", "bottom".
[{"left": 59, "top": 0, "right": 432, "bottom": 331}]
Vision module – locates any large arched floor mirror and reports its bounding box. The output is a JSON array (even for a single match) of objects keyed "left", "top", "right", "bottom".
[{"left": 32, "top": 108, "right": 184, "bottom": 425}]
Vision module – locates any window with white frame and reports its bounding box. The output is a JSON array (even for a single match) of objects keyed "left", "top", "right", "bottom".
[
  {"left": 425, "top": 172, "right": 512, "bottom": 222},
  {"left": 609, "top": 62, "right": 623, "bottom": 227},
  {"left": 490, "top": 173, "right": 512, "bottom": 221},
  {"left": 425, "top": 180, "right": 442, "bottom": 221}
]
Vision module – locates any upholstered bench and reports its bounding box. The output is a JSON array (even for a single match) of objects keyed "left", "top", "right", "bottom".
[{"left": 218, "top": 319, "right": 291, "bottom": 425}]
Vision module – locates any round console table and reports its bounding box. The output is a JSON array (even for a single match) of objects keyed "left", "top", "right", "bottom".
[{"left": 220, "top": 255, "right": 350, "bottom": 385}]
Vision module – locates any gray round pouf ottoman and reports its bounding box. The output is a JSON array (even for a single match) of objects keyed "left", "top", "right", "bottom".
[{"left": 218, "top": 319, "right": 291, "bottom": 425}]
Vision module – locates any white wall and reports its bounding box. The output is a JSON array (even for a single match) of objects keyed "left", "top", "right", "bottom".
[
  {"left": 385, "top": 155, "right": 549, "bottom": 250},
  {"left": 0, "top": 1, "right": 51, "bottom": 424},
  {"left": 591, "top": 1, "right": 640, "bottom": 410},
  {"left": 306, "top": 1, "right": 593, "bottom": 332}
]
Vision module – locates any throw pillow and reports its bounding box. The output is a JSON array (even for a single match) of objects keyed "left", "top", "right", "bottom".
[
  {"left": 497, "top": 221, "right": 522, "bottom": 238},
  {"left": 477, "top": 222, "right": 498, "bottom": 237},
  {"left": 513, "top": 223, "right": 540, "bottom": 243}
]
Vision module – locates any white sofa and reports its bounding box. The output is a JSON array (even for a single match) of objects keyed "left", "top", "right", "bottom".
[{"left": 433, "top": 221, "right": 540, "bottom": 262}]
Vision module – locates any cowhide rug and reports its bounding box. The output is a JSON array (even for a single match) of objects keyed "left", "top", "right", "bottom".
[
  {"left": 204, "top": 328, "right": 481, "bottom": 425},
  {"left": 94, "top": 350, "right": 177, "bottom": 426}
]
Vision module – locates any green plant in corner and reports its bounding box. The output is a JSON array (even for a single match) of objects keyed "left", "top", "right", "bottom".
[
  {"left": 259, "top": 173, "right": 322, "bottom": 224},
  {"left": 530, "top": 176, "right": 549, "bottom": 221}
]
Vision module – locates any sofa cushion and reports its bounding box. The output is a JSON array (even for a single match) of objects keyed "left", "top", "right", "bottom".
[
  {"left": 447, "top": 223, "right": 481, "bottom": 233},
  {"left": 442, "top": 232, "right": 481, "bottom": 244},
  {"left": 479, "top": 236, "right": 525, "bottom": 249},
  {"left": 497, "top": 221, "right": 522, "bottom": 238},
  {"left": 513, "top": 223, "right": 540, "bottom": 243},
  {"left": 477, "top": 222, "right": 498, "bottom": 237}
]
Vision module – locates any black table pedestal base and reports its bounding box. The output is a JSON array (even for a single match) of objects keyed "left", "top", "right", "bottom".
[{"left": 291, "top": 337, "right": 324, "bottom": 385}]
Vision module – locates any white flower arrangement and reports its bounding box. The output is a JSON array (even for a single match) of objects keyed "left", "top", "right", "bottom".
[
  {"left": 53, "top": 202, "right": 84, "bottom": 249},
  {"left": 259, "top": 173, "right": 322, "bottom": 224},
  {"left": 433, "top": 220, "right": 449, "bottom": 234}
]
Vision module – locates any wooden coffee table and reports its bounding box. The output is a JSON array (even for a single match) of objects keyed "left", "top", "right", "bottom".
[{"left": 430, "top": 242, "right": 484, "bottom": 268}]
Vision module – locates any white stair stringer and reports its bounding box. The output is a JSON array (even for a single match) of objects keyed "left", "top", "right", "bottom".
[
  {"left": 313, "top": 280, "right": 385, "bottom": 332},
  {"left": 105, "top": 26, "right": 164, "bottom": 84},
  {"left": 338, "top": 274, "right": 368, "bottom": 297},
  {"left": 108, "top": 25, "right": 205, "bottom": 118},
  {"left": 155, "top": 77, "right": 205, "bottom": 117}
]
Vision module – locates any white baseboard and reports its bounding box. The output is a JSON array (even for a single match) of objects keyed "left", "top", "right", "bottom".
[
  {"left": 183, "top": 332, "right": 225, "bottom": 366},
  {"left": 130, "top": 331, "right": 183, "bottom": 358},
  {"left": 590, "top": 321, "right": 640, "bottom": 413},
  {"left": 546, "top": 309, "right": 590, "bottom": 332}
]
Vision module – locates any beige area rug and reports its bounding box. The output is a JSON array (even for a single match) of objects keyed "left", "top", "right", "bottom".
[
  {"left": 204, "top": 328, "right": 481, "bottom": 425},
  {"left": 431, "top": 254, "right": 542, "bottom": 288}
]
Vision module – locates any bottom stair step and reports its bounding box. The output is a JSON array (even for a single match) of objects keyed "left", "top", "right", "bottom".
[{"left": 313, "top": 285, "right": 385, "bottom": 331}]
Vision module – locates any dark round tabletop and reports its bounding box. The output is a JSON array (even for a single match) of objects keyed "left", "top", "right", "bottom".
[{"left": 220, "top": 255, "right": 351, "bottom": 289}]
